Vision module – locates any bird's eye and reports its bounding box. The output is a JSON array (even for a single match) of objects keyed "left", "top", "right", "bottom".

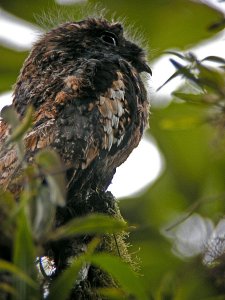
[{"left": 101, "top": 32, "right": 118, "bottom": 46}]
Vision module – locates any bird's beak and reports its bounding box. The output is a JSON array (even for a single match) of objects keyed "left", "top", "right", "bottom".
[{"left": 140, "top": 62, "right": 152, "bottom": 75}]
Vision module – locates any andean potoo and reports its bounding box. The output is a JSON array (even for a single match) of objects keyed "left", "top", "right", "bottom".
[{"left": 0, "top": 18, "right": 151, "bottom": 200}]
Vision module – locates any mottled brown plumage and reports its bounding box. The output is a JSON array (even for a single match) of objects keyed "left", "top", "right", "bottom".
[
  {"left": 0, "top": 18, "right": 151, "bottom": 199},
  {"left": 0, "top": 19, "right": 152, "bottom": 295}
]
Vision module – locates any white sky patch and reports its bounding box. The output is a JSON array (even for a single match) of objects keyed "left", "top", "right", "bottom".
[
  {"left": 0, "top": 9, "right": 42, "bottom": 51},
  {"left": 108, "top": 135, "right": 164, "bottom": 198},
  {"left": 0, "top": 91, "right": 13, "bottom": 110},
  {"left": 200, "top": 0, "right": 225, "bottom": 13}
]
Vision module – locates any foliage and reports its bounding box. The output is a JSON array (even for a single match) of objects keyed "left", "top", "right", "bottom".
[
  {"left": 1, "top": 0, "right": 225, "bottom": 299},
  {"left": 120, "top": 41, "right": 225, "bottom": 300}
]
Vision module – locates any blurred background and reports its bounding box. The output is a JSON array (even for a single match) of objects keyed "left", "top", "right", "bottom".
[{"left": 1, "top": 0, "right": 225, "bottom": 298}]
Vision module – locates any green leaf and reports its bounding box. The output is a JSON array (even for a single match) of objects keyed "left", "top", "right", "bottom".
[
  {"left": 159, "top": 116, "right": 201, "bottom": 130},
  {"left": 173, "top": 92, "right": 203, "bottom": 102},
  {"left": 30, "top": 185, "right": 56, "bottom": 240},
  {"left": 166, "top": 51, "right": 198, "bottom": 63},
  {"left": 13, "top": 209, "right": 39, "bottom": 300},
  {"left": 35, "top": 149, "right": 66, "bottom": 206},
  {"left": 8, "top": 106, "right": 33, "bottom": 144},
  {"left": 97, "top": 287, "right": 126, "bottom": 300},
  {"left": 0, "top": 190, "right": 16, "bottom": 240},
  {"left": 0, "top": 260, "right": 37, "bottom": 289},
  {"left": 202, "top": 56, "right": 225, "bottom": 65},
  {"left": 173, "top": 91, "right": 223, "bottom": 106},
  {"left": 165, "top": 51, "right": 186, "bottom": 60},
  {"left": 157, "top": 69, "right": 180, "bottom": 91},
  {"left": 50, "top": 214, "right": 127, "bottom": 241},
  {"left": 0, "top": 189, "right": 16, "bottom": 215},
  {"left": 197, "top": 64, "right": 225, "bottom": 93},
  {"left": 48, "top": 258, "right": 84, "bottom": 300},
  {"left": 46, "top": 174, "right": 66, "bottom": 207},
  {"left": 169, "top": 59, "right": 199, "bottom": 84},
  {"left": 150, "top": 101, "right": 220, "bottom": 211},
  {"left": 208, "top": 18, "right": 225, "bottom": 31},
  {"left": 48, "top": 238, "right": 99, "bottom": 300},
  {"left": 173, "top": 92, "right": 213, "bottom": 105},
  {"left": 1, "top": 105, "right": 33, "bottom": 143},
  {"left": 0, "top": 282, "right": 16, "bottom": 296},
  {"left": 1, "top": 106, "right": 33, "bottom": 160},
  {"left": 1, "top": 105, "right": 20, "bottom": 128},
  {"left": 0, "top": 46, "right": 27, "bottom": 92},
  {"left": 90, "top": 253, "right": 148, "bottom": 300}
]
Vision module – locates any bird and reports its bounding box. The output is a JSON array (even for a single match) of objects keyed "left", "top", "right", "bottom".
[{"left": 0, "top": 18, "right": 151, "bottom": 201}]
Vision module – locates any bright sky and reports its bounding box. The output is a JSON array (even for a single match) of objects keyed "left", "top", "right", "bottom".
[{"left": 0, "top": 1, "right": 224, "bottom": 198}]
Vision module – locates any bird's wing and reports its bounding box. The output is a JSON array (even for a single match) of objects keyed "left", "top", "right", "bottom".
[
  {"left": 51, "top": 62, "right": 148, "bottom": 191},
  {"left": 0, "top": 63, "right": 147, "bottom": 193},
  {"left": 0, "top": 69, "right": 126, "bottom": 191},
  {"left": 82, "top": 70, "right": 130, "bottom": 167}
]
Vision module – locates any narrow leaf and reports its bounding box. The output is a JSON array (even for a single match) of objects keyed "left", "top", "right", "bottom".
[
  {"left": 50, "top": 214, "right": 127, "bottom": 241},
  {"left": 35, "top": 149, "right": 66, "bottom": 206},
  {"left": 35, "top": 149, "right": 63, "bottom": 172},
  {"left": 198, "top": 64, "right": 225, "bottom": 91},
  {"left": 97, "top": 287, "right": 126, "bottom": 300},
  {"left": 0, "top": 260, "right": 37, "bottom": 289},
  {"left": 0, "top": 282, "right": 16, "bottom": 296},
  {"left": 48, "top": 239, "right": 99, "bottom": 300},
  {"left": 46, "top": 174, "right": 66, "bottom": 206},
  {"left": 1, "top": 105, "right": 20, "bottom": 128},
  {"left": 48, "top": 258, "right": 84, "bottom": 300},
  {"left": 0, "top": 189, "right": 16, "bottom": 219},
  {"left": 166, "top": 51, "right": 197, "bottom": 63},
  {"left": 31, "top": 185, "right": 56, "bottom": 240},
  {"left": 173, "top": 92, "right": 209, "bottom": 104},
  {"left": 13, "top": 209, "right": 38, "bottom": 300},
  {"left": 7, "top": 106, "right": 33, "bottom": 144},
  {"left": 169, "top": 58, "right": 185, "bottom": 70},
  {"left": 90, "top": 254, "right": 148, "bottom": 300},
  {"left": 156, "top": 70, "right": 180, "bottom": 91},
  {"left": 170, "top": 59, "right": 200, "bottom": 84},
  {"left": 1, "top": 106, "right": 33, "bottom": 159},
  {"left": 165, "top": 51, "right": 186, "bottom": 60},
  {"left": 202, "top": 55, "right": 225, "bottom": 65}
]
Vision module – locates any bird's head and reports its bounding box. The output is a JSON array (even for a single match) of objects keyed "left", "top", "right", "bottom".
[
  {"left": 30, "top": 18, "right": 151, "bottom": 75},
  {"left": 14, "top": 18, "right": 151, "bottom": 115}
]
